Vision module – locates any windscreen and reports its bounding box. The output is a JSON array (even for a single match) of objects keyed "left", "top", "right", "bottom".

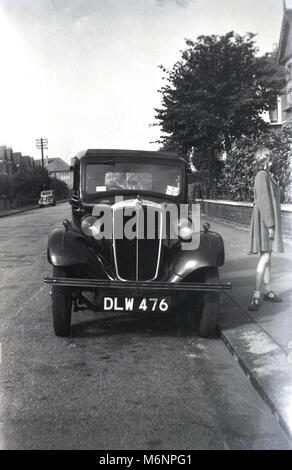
[
  {"left": 41, "top": 191, "right": 53, "bottom": 196},
  {"left": 84, "top": 162, "right": 183, "bottom": 198}
]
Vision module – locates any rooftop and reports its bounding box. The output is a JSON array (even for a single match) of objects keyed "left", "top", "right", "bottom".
[{"left": 276, "top": 6, "right": 292, "bottom": 64}]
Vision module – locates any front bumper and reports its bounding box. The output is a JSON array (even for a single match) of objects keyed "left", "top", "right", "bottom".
[{"left": 43, "top": 277, "right": 231, "bottom": 292}]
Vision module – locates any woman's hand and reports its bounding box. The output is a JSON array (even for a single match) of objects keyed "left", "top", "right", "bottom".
[{"left": 268, "top": 227, "right": 275, "bottom": 240}]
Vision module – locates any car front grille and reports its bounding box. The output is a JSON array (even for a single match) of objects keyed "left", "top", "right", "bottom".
[{"left": 112, "top": 200, "right": 163, "bottom": 281}]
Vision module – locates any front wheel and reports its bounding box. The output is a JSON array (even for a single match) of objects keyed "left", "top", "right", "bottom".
[
  {"left": 52, "top": 266, "right": 72, "bottom": 337},
  {"left": 199, "top": 267, "right": 219, "bottom": 338}
]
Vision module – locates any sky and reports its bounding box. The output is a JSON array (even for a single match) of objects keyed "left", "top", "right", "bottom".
[{"left": 0, "top": 0, "right": 289, "bottom": 163}]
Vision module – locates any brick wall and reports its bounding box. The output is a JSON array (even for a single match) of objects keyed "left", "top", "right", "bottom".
[
  {"left": 0, "top": 195, "right": 37, "bottom": 211},
  {"left": 196, "top": 199, "right": 292, "bottom": 239},
  {"left": 281, "top": 210, "right": 292, "bottom": 239},
  {"left": 0, "top": 196, "right": 10, "bottom": 211}
]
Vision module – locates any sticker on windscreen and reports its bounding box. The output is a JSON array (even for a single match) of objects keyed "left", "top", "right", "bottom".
[
  {"left": 95, "top": 186, "right": 106, "bottom": 192},
  {"left": 166, "top": 185, "right": 179, "bottom": 196}
]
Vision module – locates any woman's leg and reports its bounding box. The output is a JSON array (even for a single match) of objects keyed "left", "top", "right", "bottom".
[
  {"left": 249, "top": 252, "right": 270, "bottom": 310},
  {"left": 255, "top": 252, "right": 271, "bottom": 293},
  {"left": 263, "top": 254, "right": 272, "bottom": 293},
  {"left": 262, "top": 254, "right": 283, "bottom": 301}
]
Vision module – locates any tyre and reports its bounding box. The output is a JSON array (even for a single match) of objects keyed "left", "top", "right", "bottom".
[
  {"left": 52, "top": 266, "right": 72, "bottom": 337},
  {"left": 175, "top": 292, "right": 201, "bottom": 336},
  {"left": 199, "top": 267, "right": 219, "bottom": 338}
]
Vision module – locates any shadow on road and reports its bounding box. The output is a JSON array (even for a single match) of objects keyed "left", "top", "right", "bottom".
[{"left": 70, "top": 312, "right": 202, "bottom": 339}]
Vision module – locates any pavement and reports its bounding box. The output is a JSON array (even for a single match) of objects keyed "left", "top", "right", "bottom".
[
  {"left": 0, "top": 199, "right": 69, "bottom": 218},
  {"left": 203, "top": 216, "right": 292, "bottom": 443},
  {"left": 1, "top": 203, "right": 292, "bottom": 446}
]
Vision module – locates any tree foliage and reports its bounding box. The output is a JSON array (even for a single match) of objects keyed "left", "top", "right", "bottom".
[
  {"left": 49, "top": 176, "right": 69, "bottom": 198},
  {"left": 154, "top": 31, "right": 285, "bottom": 154},
  {"left": 190, "top": 148, "right": 224, "bottom": 198},
  {"left": 8, "top": 167, "right": 51, "bottom": 200},
  {"left": 220, "top": 124, "right": 292, "bottom": 202},
  {"left": 0, "top": 166, "right": 69, "bottom": 202}
]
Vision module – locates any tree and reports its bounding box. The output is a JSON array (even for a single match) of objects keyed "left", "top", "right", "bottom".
[
  {"left": 154, "top": 31, "right": 285, "bottom": 155},
  {"left": 6, "top": 166, "right": 68, "bottom": 201},
  {"left": 0, "top": 173, "right": 9, "bottom": 196},
  {"left": 8, "top": 166, "right": 51, "bottom": 201},
  {"left": 190, "top": 148, "right": 224, "bottom": 198},
  {"left": 220, "top": 123, "right": 292, "bottom": 202},
  {"left": 49, "top": 177, "right": 69, "bottom": 198}
]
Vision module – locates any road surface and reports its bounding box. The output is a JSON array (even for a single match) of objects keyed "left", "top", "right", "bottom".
[{"left": 0, "top": 203, "right": 290, "bottom": 449}]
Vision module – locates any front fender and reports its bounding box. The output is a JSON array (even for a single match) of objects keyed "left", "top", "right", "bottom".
[
  {"left": 165, "top": 230, "right": 224, "bottom": 281},
  {"left": 47, "top": 228, "right": 100, "bottom": 273}
]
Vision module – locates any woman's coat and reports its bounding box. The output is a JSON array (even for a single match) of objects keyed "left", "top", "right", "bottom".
[{"left": 248, "top": 169, "right": 284, "bottom": 254}]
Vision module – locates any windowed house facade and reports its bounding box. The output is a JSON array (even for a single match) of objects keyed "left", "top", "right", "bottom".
[
  {"left": 0, "top": 146, "right": 14, "bottom": 174},
  {"left": 35, "top": 157, "right": 73, "bottom": 188},
  {"left": 274, "top": 4, "right": 292, "bottom": 127}
]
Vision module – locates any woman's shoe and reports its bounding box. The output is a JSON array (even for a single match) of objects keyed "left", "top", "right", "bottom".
[
  {"left": 263, "top": 291, "right": 283, "bottom": 303},
  {"left": 248, "top": 298, "right": 260, "bottom": 311}
]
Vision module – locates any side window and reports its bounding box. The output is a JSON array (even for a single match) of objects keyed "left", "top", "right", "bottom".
[
  {"left": 287, "top": 61, "right": 292, "bottom": 80},
  {"left": 286, "top": 80, "right": 292, "bottom": 105},
  {"left": 286, "top": 62, "right": 292, "bottom": 105}
]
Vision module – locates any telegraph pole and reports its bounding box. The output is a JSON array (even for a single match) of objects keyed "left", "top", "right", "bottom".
[{"left": 36, "top": 138, "right": 48, "bottom": 167}]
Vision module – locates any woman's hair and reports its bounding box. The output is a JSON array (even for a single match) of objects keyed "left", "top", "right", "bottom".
[{"left": 254, "top": 147, "right": 274, "bottom": 171}]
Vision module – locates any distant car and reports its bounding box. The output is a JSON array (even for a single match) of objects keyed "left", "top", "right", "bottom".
[
  {"left": 44, "top": 149, "right": 231, "bottom": 337},
  {"left": 39, "top": 190, "right": 56, "bottom": 207}
]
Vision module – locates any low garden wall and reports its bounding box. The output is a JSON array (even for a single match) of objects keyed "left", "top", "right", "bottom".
[
  {"left": 0, "top": 194, "right": 69, "bottom": 212},
  {"left": 0, "top": 195, "right": 37, "bottom": 211},
  {"left": 195, "top": 198, "right": 292, "bottom": 239}
]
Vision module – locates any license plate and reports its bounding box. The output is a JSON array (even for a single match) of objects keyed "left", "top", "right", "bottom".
[{"left": 103, "top": 296, "right": 171, "bottom": 313}]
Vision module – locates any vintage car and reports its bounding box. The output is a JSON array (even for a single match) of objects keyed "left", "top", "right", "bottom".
[
  {"left": 44, "top": 149, "right": 231, "bottom": 337},
  {"left": 39, "top": 190, "right": 56, "bottom": 207}
]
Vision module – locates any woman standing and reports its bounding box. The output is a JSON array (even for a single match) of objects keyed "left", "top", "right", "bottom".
[{"left": 248, "top": 147, "right": 284, "bottom": 311}]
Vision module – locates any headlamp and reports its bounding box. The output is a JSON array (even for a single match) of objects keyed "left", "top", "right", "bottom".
[
  {"left": 177, "top": 218, "right": 193, "bottom": 240},
  {"left": 81, "top": 215, "right": 101, "bottom": 238}
]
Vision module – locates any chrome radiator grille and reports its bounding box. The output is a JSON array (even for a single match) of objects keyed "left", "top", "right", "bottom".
[{"left": 112, "top": 200, "right": 163, "bottom": 281}]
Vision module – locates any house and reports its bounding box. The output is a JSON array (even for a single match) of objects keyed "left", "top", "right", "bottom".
[
  {"left": 13, "top": 152, "right": 34, "bottom": 170},
  {"left": 270, "top": 2, "right": 292, "bottom": 127},
  {"left": 0, "top": 146, "right": 16, "bottom": 175},
  {"left": 35, "top": 157, "right": 73, "bottom": 188}
]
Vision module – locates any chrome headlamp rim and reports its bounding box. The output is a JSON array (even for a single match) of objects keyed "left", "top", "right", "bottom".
[
  {"left": 176, "top": 217, "right": 194, "bottom": 241},
  {"left": 81, "top": 215, "right": 101, "bottom": 238}
]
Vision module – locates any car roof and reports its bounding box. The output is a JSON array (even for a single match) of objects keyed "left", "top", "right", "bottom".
[{"left": 74, "top": 149, "right": 186, "bottom": 166}]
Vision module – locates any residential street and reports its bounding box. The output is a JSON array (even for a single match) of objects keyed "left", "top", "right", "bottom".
[{"left": 0, "top": 203, "right": 291, "bottom": 450}]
